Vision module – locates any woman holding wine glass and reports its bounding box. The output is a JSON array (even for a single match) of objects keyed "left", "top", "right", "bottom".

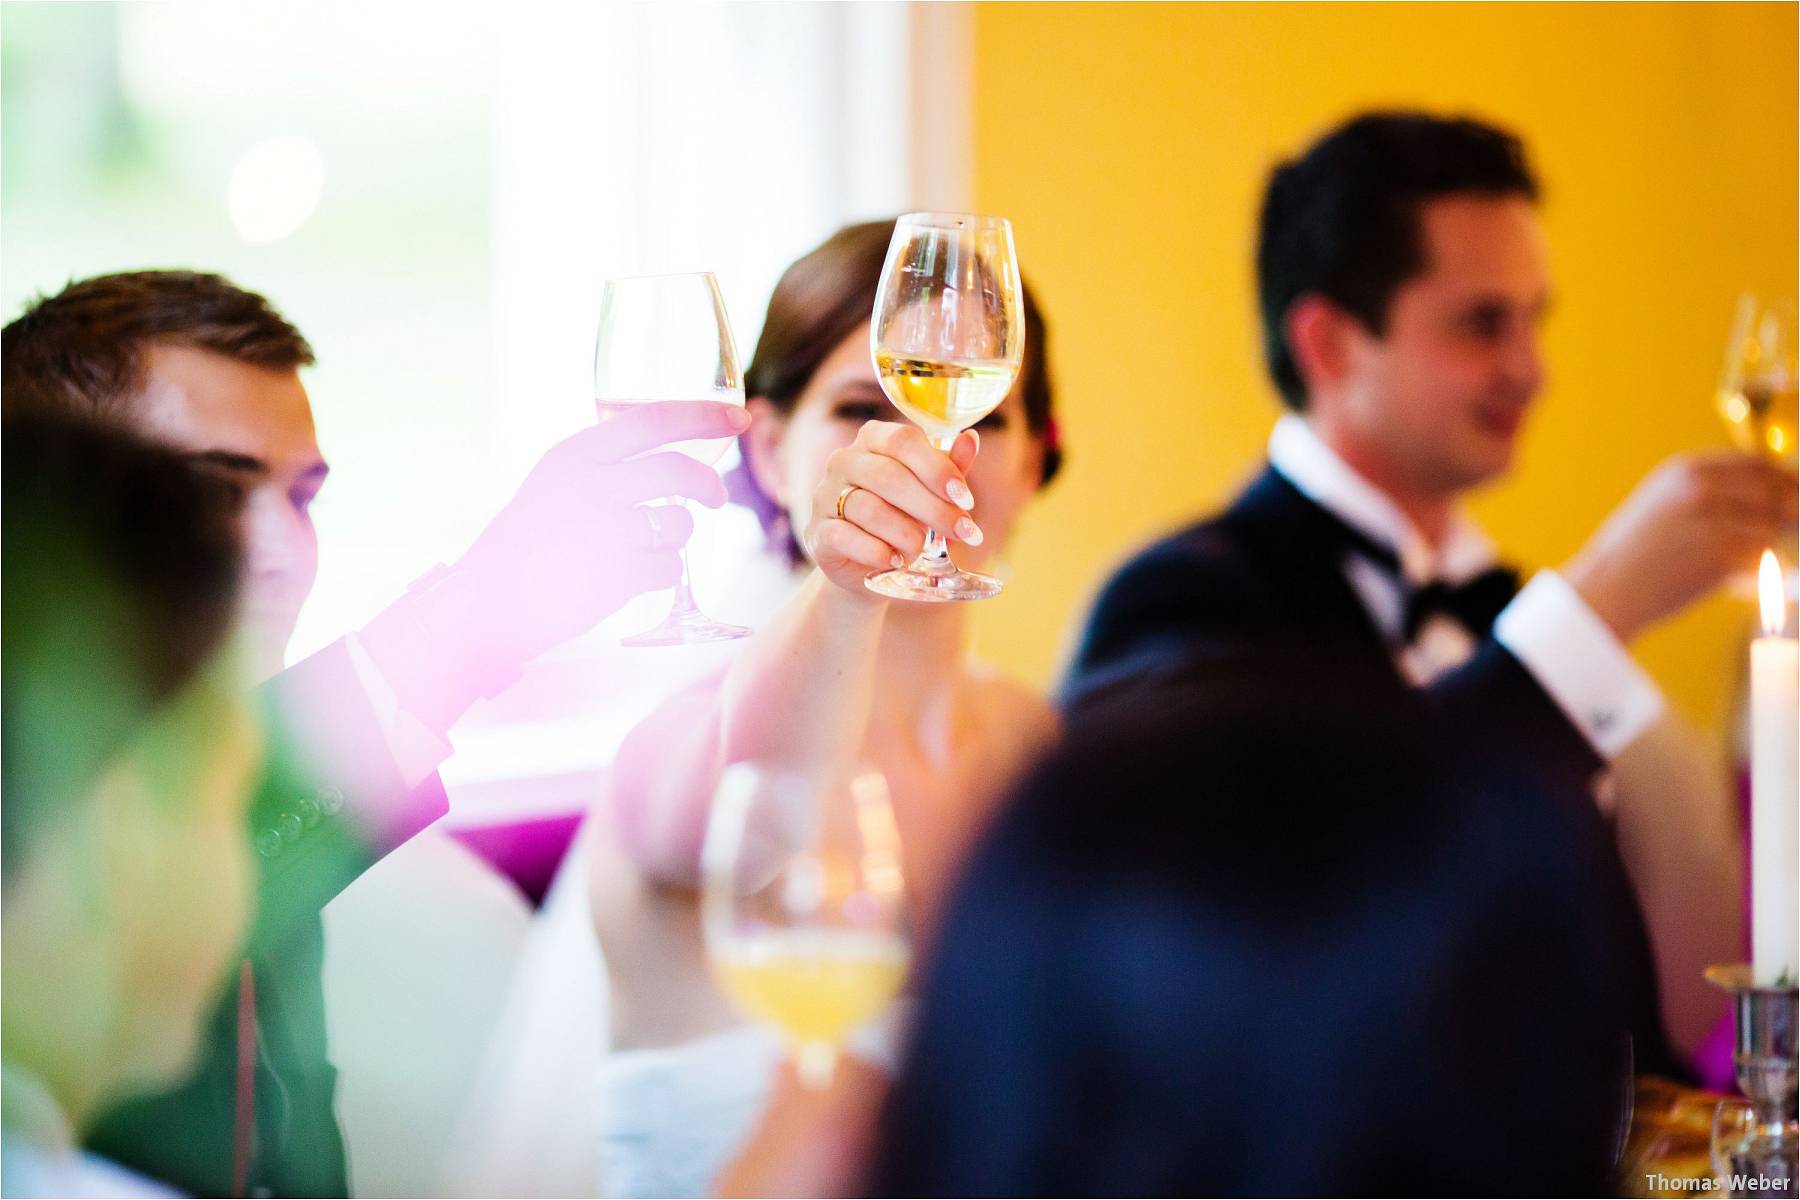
[{"left": 577, "top": 217, "right": 1062, "bottom": 1196}]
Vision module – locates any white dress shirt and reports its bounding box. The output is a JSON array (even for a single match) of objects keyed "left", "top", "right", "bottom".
[
  {"left": 1267, "top": 415, "right": 1664, "bottom": 762},
  {"left": 343, "top": 630, "right": 456, "bottom": 789}
]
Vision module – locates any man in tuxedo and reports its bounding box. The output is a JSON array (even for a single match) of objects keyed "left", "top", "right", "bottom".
[
  {"left": 1063, "top": 113, "right": 1795, "bottom": 1074},
  {"left": 2, "top": 270, "right": 747, "bottom": 1195}
]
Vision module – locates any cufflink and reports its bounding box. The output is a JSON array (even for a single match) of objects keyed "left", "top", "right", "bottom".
[{"left": 1592, "top": 709, "right": 1616, "bottom": 733}]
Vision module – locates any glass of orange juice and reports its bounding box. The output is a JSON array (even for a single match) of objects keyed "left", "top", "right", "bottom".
[{"left": 702, "top": 762, "right": 910, "bottom": 1088}]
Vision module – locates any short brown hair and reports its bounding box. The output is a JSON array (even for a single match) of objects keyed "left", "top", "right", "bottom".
[
  {"left": 1257, "top": 112, "right": 1538, "bottom": 411},
  {"left": 734, "top": 219, "right": 1061, "bottom": 562},
  {"left": 2, "top": 270, "right": 315, "bottom": 421}
]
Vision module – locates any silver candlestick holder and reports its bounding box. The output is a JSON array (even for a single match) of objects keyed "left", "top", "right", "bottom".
[{"left": 1707, "top": 964, "right": 1798, "bottom": 1197}]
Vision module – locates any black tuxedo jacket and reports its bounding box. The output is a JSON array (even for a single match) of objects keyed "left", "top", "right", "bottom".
[
  {"left": 88, "top": 638, "right": 448, "bottom": 1198},
  {"left": 1061, "top": 465, "right": 1677, "bottom": 1077}
]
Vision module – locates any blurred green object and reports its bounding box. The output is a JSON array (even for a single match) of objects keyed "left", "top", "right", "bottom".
[{"left": 87, "top": 707, "right": 380, "bottom": 1199}]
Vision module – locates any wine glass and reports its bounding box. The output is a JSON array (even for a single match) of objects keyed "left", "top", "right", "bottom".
[
  {"left": 702, "top": 762, "right": 910, "bottom": 1089},
  {"left": 866, "top": 212, "right": 1024, "bottom": 602},
  {"left": 1718, "top": 294, "right": 1799, "bottom": 468},
  {"left": 1717, "top": 294, "right": 1800, "bottom": 600},
  {"left": 593, "top": 272, "right": 751, "bottom": 645}
]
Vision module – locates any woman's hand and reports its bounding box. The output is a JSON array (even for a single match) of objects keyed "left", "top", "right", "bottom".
[{"left": 804, "top": 421, "right": 981, "bottom": 598}]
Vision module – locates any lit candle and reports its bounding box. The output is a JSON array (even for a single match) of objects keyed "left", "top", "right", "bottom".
[{"left": 1751, "top": 550, "right": 1798, "bottom": 986}]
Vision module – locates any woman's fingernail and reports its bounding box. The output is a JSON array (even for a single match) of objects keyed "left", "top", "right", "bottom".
[
  {"left": 890, "top": 552, "right": 907, "bottom": 570},
  {"left": 946, "top": 478, "right": 975, "bottom": 511},
  {"left": 955, "top": 516, "right": 983, "bottom": 546},
  {"left": 727, "top": 407, "right": 751, "bottom": 430}
]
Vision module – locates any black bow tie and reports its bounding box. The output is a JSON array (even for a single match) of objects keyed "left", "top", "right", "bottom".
[
  {"left": 1398, "top": 570, "right": 1520, "bottom": 641},
  {"left": 1305, "top": 500, "right": 1520, "bottom": 641}
]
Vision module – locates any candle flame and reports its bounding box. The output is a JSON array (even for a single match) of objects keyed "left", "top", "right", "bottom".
[{"left": 1760, "top": 550, "right": 1788, "bottom": 636}]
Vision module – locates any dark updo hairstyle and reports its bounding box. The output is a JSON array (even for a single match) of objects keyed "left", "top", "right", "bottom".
[{"left": 728, "top": 218, "right": 1061, "bottom": 564}]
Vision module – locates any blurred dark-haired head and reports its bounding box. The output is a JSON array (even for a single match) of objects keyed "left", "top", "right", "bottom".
[
  {"left": 4, "top": 417, "right": 247, "bottom": 858},
  {"left": 869, "top": 677, "right": 1634, "bottom": 1196},
  {"left": 1256, "top": 111, "right": 1539, "bottom": 413},
  {"left": 733, "top": 218, "right": 1061, "bottom": 568},
  {"left": 1254, "top": 111, "right": 1548, "bottom": 498},
  {"left": 3, "top": 417, "right": 261, "bottom": 1131}
]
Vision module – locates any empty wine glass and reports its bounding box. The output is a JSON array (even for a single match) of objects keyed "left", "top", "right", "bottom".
[{"left": 593, "top": 272, "right": 750, "bottom": 645}]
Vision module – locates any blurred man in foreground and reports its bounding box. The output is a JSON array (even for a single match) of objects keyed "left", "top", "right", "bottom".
[
  {"left": 3, "top": 271, "right": 748, "bottom": 1195},
  {"left": 870, "top": 683, "right": 1640, "bottom": 1195}
]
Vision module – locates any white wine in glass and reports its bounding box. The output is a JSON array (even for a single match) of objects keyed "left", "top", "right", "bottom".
[
  {"left": 1718, "top": 294, "right": 1799, "bottom": 468},
  {"left": 1717, "top": 294, "right": 1800, "bottom": 602},
  {"left": 593, "top": 272, "right": 750, "bottom": 645},
  {"left": 867, "top": 212, "right": 1025, "bottom": 602},
  {"left": 702, "top": 763, "right": 910, "bottom": 1088},
  {"left": 871, "top": 352, "right": 1017, "bottom": 442}
]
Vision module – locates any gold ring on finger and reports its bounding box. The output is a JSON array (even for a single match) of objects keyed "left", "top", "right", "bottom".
[{"left": 835, "top": 484, "right": 863, "bottom": 522}]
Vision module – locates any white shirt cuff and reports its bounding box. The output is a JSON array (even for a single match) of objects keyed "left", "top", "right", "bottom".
[
  {"left": 343, "top": 630, "right": 456, "bottom": 790},
  {"left": 1493, "top": 570, "right": 1665, "bottom": 761}
]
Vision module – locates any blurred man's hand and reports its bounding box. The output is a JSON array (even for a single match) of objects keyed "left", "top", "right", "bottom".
[
  {"left": 454, "top": 400, "right": 747, "bottom": 661},
  {"left": 1564, "top": 451, "right": 1797, "bottom": 643},
  {"left": 361, "top": 400, "right": 748, "bottom": 730}
]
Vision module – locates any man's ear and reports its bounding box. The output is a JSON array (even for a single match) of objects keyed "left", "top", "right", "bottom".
[
  {"left": 1284, "top": 294, "right": 1362, "bottom": 399},
  {"left": 742, "top": 396, "right": 787, "bottom": 506}
]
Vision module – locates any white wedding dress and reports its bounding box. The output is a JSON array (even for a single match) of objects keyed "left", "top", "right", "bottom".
[
  {"left": 446, "top": 828, "right": 783, "bottom": 1199},
  {"left": 449, "top": 821, "right": 908, "bottom": 1198},
  {"left": 598, "top": 1023, "right": 785, "bottom": 1198}
]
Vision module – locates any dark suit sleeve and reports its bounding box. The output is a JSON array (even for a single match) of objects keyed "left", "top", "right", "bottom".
[{"left": 1424, "top": 641, "right": 1606, "bottom": 792}]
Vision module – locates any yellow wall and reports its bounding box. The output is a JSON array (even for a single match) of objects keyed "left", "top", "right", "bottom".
[{"left": 968, "top": 1, "right": 1798, "bottom": 742}]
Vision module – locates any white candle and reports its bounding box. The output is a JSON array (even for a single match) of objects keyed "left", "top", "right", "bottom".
[{"left": 1751, "top": 550, "right": 1799, "bottom": 986}]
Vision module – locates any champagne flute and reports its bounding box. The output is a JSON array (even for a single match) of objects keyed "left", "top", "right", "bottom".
[
  {"left": 593, "top": 272, "right": 751, "bottom": 645},
  {"left": 702, "top": 762, "right": 910, "bottom": 1089},
  {"left": 866, "top": 212, "right": 1024, "bottom": 602},
  {"left": 1718, "top": 294, "right": 1799, "bottom": 468},
  {"left": 1717, "top": 294, "right": 1800, "bottom": 600}
]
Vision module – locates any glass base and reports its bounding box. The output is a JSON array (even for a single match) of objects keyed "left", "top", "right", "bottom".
[
  {"left": 622, "top": 605, "right": 751, "bottom": 646},
  {"left": 865, "top": 563, "right": 1002, "bottom": 602}
]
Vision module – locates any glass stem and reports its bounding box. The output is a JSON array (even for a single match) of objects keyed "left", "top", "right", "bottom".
[
  {"left": 670, "top": 548, "right": 699, "bottom": 616},
  {"left": 668, "top": 499, "right": 700, "bottom": 616},
  {"left": 797, "top": 1040, "right": 837, "bottom": 1090},
  {"left": 913, "top": 433, "right": 958, "bottom": 574}
]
